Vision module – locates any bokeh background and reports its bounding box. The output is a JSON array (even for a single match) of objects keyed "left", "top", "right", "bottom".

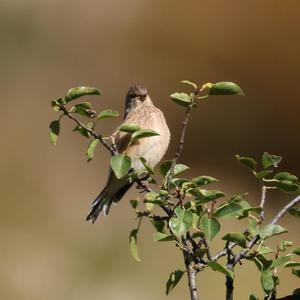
[{"left": 1, "top": 1, "right": 300, "bottom": 299}]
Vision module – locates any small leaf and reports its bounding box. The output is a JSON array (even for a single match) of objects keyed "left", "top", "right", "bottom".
[
  {"left": 292, "top": 247, "right": 300, "bottom": 255},
  {"left": 173, "top": 164, "right": 190, "bottom": 176},
  {"left": 274, "top": 172, "right": 298, "bottom": 183},
  {"left": 235, "top": 155, "right": 257, "bottom": 171},
  {"left": 154, "top": 232, "right": 175, "bottom": 242},
  {"left": 97, "top": 109, "right": 119, "bottom": 119},
  {"left": 129, "top": 229, "right": 141, "bottom": 262},
  {"left": 208, "top": 82, "right": 244, "bottom": 96},
  {"left": 279, "top": 240, "right": 293, "bottom": 252},
  {"left": 222, "top": 232, "right": 247, "bottom": 248},
  {"left": 181, "top": 80, "right": 197, "bottom": 90},
  {"left": 249, "top": 294, "right": 259, "bottom": 300},
  {"left": 132, "top": 129, "right": 160, "bottom": 142},
  {"left": 285, "top": 262, "right": 300, "bottom": 268},
  {"left": 110, "top": 154, "right": 132, "bottom": 179},
  {"left": 139, "top": 157, "right": 154, "bottom": 175},
  {"left": 73, "top": 125, "right": 90, "bottom": 138},
  {"left": 86, "top": 139, "right": 100, "bottom": 161},
  {"left": 262, "top": 152, "right": 282, "bottom": 169},
  {"left": 73, "top": 102, "right": 95, "bottom": 117},
  {"left": 292, "top": 268, "right": 300, "bottom": 278},
  {"left": 259, "top": 246, "right": 274, "bottom": 255},
  {"left": 288, "top": 208, "right": 300, "bottom": 218},
  {"left": 160, "top": 162, "right": 189, "bottom": 178},
  {"left": 166, "top": 270, "right": 185, "bottom": 295},
  {"left": 269, "top": 256, "right": 290, "bottom": 270},
  {"left": 213, "top": 202, "right": 243, "bottom": 219},
  {"left": 191, "top": 175, "right": 218, "bottom": 186},
  {"left": 129, "top": 199, "right": 139, "bottom": 209},
  {"left": 260, "top": 224, "right": 288, "bottom": 240},
  {"left": 65, "top": 86, "right": 101, "bottom": 102},
  {"left": 170, "top": 92, "right": 192, "bottom": 107},
  {"left": 196, "top": 189, "right": 225, "bottom": 203},
  {"left": 49, "top": 120, "right": 60, "bottom": 146},
  {"left": 261, "top": 270, "right": 274, "bottom": 294},
  {"left": 169, "top": 207, "right": 193, "bottom": 237},
  {"left": 276, "top": 180, "right": 300, "bottom": 193},
  {"left": 200, "top": 215, "right": 220, "bottom": 241},
  {"left": 118, "top": 123, "right": 141, "bottom": 133},
  {"left": 160, "top": 160, "right": 173, "bottom": 177},
  {"left": 255, "top": 170, "right": 273, "bottom": 180},
  {"left": 207, "top": 261, "right": 234, "bottom": 278},
  {"left": 151, "top": 219, "right": 165, "bottom": 232}
]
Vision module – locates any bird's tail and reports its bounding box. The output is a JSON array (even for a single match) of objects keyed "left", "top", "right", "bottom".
[{"left": 86, "top": 178, "right": 133, "bottom": 223}]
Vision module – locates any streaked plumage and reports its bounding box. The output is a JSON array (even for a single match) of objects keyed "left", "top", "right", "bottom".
[{"left": 86, "top": 85, "right": 170, "bottom": 223}]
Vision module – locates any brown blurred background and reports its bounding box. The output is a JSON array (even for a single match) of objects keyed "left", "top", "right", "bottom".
[{"left": 0, "top": 0, "right": 300, "bottom": 299}]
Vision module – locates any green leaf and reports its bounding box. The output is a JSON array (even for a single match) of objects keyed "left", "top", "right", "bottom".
[
  {"left": 139, "top": 157, "right": 154, "bottom": 175},
  {"left": 249, "top": 294, "right": 259, "bottom": 300},
  {"left": 269, "top": 256, "right": 291, "bottom": 270},
  {"left": 292, "top": 268, "right": 300, "bottom": 278},
  {"left": 169, "top": 207, "right": 193, "bottom": 237},
  {"left": 151, "top": 219, "right": 165, "bottom": 233},
  {"left": 255, "top": 170, "right": 273, "bottom": 180},
  {"left": 181, "top": 80, "right": 197, "bottom": 90},
  {"left": 200, "top": 215, "right": 220, "bottom": 241},
  {"left": 73, "top": 102, "right": 95, "bottom": 117},
  {"left": 259, "top": 246, "right": 274, "bottom": 255},
  {"left": 208, "top": 82, "right": 244, "bottom": 96},
  {"left": 110, "top": 154, "right": 132, "bottom": 179},
  {"left": 248, "top": 219, "right": 259, "bottom": 237},
  {"left": 159, "top": 161, "right": 189, "bottom": 177},
  {"left": 261, "top": 270, "right": 274, "bottom": 294},
  {"left": 118, "top": 123, "right": 141, "bottom": 133},
  {"left": 279, "top": 240, "right": 293, "bottom": 252},
  {"left": 191, "top": 175, "right": 218, "bottom": 186},
  {"left": 129, "top": 199, "right": 139, "bottom": 209},
  {"left": 196, "top": 189, "right": 225, "bottom": 203},
  {"left": 262, "top": 152, "right": 282, "bottom": 169},
  {"left": 51, "top": 98, "right": 65, "bottom": 111},
  {"left": 170, "top": 92, "right": 192, "bottom": 107},
  {"left": 132, "top": 129, "right": 160, "bottom": 142},
  {"left": 274, "top": 172, "right": 298, "bottom": 182},
  {"left": 292, "top": 247, "right": 300, "bottom": 255},
  {"left": 235, "top": 155, "right": 257, "bottom": 171},
  {"left": 213, "top": 202, "right": 243, "bottom": 219},
  {"left": 129, "top": 229, "right": 141, "bottom": 262},
  {"left": 207, "top": 261, "right": 234, "bottom": 278},
  {"left": 276, "top": 180, "right": 300, "bottom": 193},
  {"left": 260, "top": 224, "right": 288, "bottom": 240},
  {"left": 222, "top": 232, "right": 247, "bottom": 248},
  {"left": 288, "top": 208, "right": 300, "bottom": 218},
  {"left": 65, "top": 86, "right": 101, "bottom": 102},
  {"left": 86, "top": 139, "right": 100, "bottom": 162},
  {"left": 166, "top": 270, "right": 185, "bottom": 295},
  {"left": 49, "top": 120, "right": 60, "bottom": 146},
  {"left": 154, "top": 232, "right": 175, "bottom": 242},
  {"left": 285, "top": 262, "right": 300, "bottom": 268},
  {"left": 97, "top": 109, "right": 119, "bottom": 119},
  {"left": 160, "top": 160, "right": 173, "bottom": 177},
  {"left": 73, "top": 125, "right": 90, "bottom": 138}
]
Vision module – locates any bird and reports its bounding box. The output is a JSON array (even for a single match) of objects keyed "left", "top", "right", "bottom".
[{"left": 86, "top": 84, "right": 170, "bottom": 223}]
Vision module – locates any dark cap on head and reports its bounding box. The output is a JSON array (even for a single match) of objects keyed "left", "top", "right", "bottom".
[{"left": 126, "top": 84, "right": 148, "bottom": 99}]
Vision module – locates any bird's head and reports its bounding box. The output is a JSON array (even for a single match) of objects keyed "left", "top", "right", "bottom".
[{"left": 124, "top": 84, "right": 151, "bottom": 117}]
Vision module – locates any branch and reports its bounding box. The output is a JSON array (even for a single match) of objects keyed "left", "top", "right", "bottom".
[
  {"left": 233, "top": 194, "right": 300, "bottom": 266},
  {"left": 60, "top": 106, "right": 116, "bottom": 155},
  {"left": 165, "top": 91, "right": 199, "bottom": 188},
  {"left": 259, "top": 185, "right": 267, "bottom": 223},
  {"left": 270, "top": 194, "right": 300, "bottom": 225},
  {"left": 225, "top": 276, "right": 234, "bottom": 300},
  {"left": 182, "top": 237, "right": 199, "bottom": 300}
]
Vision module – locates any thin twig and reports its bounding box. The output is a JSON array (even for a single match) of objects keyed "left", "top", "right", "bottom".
[
  {"left": 60, "top": 106, "right": 115, "bottom": 155},
  {"left": 259, "top": 185, "right": 267, "bottom": 223},
  {"left": 270, "top": 194, "right": 300, "bottom": 225}
]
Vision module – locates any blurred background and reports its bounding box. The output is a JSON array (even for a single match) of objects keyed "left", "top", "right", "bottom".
[{"left": 0, "top": 0, "right": 300, "bottom": 299}]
